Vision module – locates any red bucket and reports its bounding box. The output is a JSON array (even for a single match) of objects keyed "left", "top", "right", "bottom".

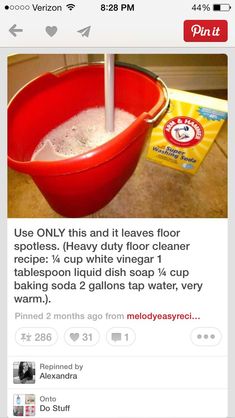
[{"left": 8, "top": 63, "right": 169, "bottom": 217}]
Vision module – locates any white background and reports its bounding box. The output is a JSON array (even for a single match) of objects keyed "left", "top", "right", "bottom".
[{"left": 8, "top": 218, "right": 227, "bottom": 417}]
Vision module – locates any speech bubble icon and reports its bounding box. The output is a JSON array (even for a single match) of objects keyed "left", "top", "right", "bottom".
[{"left": 111, "top": 332, "right": 122, "bottom": 342}]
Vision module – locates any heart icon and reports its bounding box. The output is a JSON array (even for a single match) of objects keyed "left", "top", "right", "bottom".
[
  {"left": 46, "top": 26, "right": 58, "bottom": 37},
  {"left": 70, "top": 333, "right": 79, "bottom": 342}
]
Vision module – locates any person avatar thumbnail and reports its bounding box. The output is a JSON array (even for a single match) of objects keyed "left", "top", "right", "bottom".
[{"left": 13, "top": 362, "right": 35, "bottom": 384}]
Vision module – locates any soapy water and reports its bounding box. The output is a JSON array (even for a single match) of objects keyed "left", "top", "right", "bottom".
[{"left": 32, "top": 107, "right": 136, "bottom": 161}]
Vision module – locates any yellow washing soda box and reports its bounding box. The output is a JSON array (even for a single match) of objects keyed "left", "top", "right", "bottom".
[{"left": 146, "top": 89, "right": 228, "bottom": 174}]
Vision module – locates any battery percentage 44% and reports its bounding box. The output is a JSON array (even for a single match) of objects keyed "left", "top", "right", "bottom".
[{"left": 192, "top": 4, "right": 211, "bottom": 11}]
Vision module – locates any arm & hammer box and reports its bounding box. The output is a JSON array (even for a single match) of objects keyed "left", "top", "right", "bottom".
[{"left": 146, "top": 89, "right": 227, "bottom": 174}]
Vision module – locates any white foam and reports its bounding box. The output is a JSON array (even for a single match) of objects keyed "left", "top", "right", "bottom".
[{"left": 32, "top": 107, "right": 136, "bottom": 161}]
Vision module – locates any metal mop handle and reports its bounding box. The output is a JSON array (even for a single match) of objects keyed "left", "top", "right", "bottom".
[{"left": 105, "top": 54, "right": 115, "bottom": 132}]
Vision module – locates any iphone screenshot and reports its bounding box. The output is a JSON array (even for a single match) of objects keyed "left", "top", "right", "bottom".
[{"left": 0, "top": 0, "right": 234, "bottom": 417}]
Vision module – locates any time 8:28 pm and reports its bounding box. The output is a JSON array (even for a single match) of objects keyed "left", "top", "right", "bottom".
[{"left": 100, "top": 3, "right": 135, "bottom": 11}]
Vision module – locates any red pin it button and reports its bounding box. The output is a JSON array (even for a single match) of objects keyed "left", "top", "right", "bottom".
[{"left": 184, "top": 20, "right": 228, "bottom": 42}]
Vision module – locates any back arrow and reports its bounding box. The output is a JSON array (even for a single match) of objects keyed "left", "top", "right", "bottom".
[{"left": 9, "top": 24, "right": 23, "bottom": 37}]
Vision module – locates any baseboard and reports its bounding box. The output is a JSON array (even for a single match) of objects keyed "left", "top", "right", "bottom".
[{"left": 146, "top": 65, "right": 227, "bottom": 91}]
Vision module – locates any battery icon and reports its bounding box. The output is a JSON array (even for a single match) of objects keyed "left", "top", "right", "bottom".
[{"left": 213, "top": 4, "right": 231, "bottom": 11}]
